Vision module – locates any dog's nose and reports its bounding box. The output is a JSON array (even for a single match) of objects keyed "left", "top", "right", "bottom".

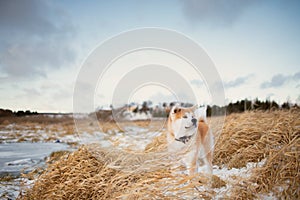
[{"left": 191, "top": 118, "right": 197, "bottom": 126}]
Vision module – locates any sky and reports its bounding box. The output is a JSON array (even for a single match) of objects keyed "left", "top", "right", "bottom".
[{"left": 0, "top": 0, "right": 300, "bottom": 112}]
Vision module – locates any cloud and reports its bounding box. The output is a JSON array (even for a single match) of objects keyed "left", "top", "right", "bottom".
[
  {"left": 23, "top": 88, "right": 41, "bottom": 96},
  {"left": 266, "top": 93, "right": 275, "bottom": 100},
  {"left": 296, "top": 95, "right": 300, "bottom": 105},
  {"left": 148, "top": 92, "right": 178, "bottom": 104},
  {"left": 0, "top": 0, "right": 76, "bottom": 79},
  {"left": 224, "top": 74, "right": 254, "bottom": 88},
  {"left": 40, "top": 81, "right": 73, "bottom": 100},
  {"left": 180, "top": 0, "right": 258, "bottom": 26},
  {"left": 293, "top": 72, "right": 300, "bottom": 80},
  {"left": 0, "top": 0, "right": 56, "bottom": 35},
  {"left": 97, "top": 94, "right": 105, "bottom": 99},
  {"left": 190, "top": 79, "right": 204, "bottom": 87},
  {"left": 260, "top": 72, "right": 300, "bottom": 89}
]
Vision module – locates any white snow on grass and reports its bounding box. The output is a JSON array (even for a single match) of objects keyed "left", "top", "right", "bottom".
[
  {"left": 123, "top": 112, "right": 152, "bottom": 121},
  {"left": 211, "top": 159, "right": 267, "bottom": 199}
]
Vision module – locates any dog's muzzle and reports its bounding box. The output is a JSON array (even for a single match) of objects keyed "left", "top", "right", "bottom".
[
  {"left": 192, "top": 118, "right": 197, "bottom": 126},
  {"left": 185, "top": 118, "right": 197, "bottom": 129}
]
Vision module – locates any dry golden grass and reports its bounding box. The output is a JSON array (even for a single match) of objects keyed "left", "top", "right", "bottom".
[
  {"left": 0, "top": 115, "right": 76, "bottom": 143},
  {"left": 215, "top": 109, "right": 300, "bottom": 199},
  {"left": 0, "top": 115, "right": 74, "bottom": 125},
  {"left": 144, "top": 131, "right": 167, "bottom": 153},
  {"left": 20, "top": 146, "right": 215, "bottom": 200},
  {"left": 20, "top": 109, "right": 300, "bottom": 199},
  {"left": 97, "top": 120, "right": 166, "bottom": 133}
]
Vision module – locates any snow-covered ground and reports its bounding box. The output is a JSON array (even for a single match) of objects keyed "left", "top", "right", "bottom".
[
  {"left": 0, "top": 115, "right": 278, "bottom": 199},
  {"left": 0, "top": 177, "right": 34, "bottom": 200},
  {"left": 122, "top": 111, "right": 152, "bottom": 121},
  {"left": 211, "top": 160, "right": 268, "bottom": 199}
]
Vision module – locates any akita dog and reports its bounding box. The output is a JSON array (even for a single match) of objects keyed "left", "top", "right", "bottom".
[{"left": 167, "top": 105, "right": 213, "bottom": 175}]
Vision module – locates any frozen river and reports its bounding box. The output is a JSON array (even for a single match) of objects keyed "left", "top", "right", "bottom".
[
  {"left": 0, "top": 142, "right": 70, "bottom": 199},
  {"left": 0, "top": 142, "right": 69, "bottom": 177}
]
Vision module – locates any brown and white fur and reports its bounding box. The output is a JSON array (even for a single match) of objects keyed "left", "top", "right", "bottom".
[{"left": 167, "top": 104, "right": 213, "bottom": 176}]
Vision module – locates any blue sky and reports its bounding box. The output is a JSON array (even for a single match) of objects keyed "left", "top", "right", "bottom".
[{"left": 0, "top": 0, "right": 299, "bottom": 112}]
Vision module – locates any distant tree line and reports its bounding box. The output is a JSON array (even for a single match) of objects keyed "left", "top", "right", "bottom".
[
  {"left": 1, "top": 98, "right": 298, "bottom": 118},
  {"left": 207, "top": 99, "right": 298, "bottom": 116},
  {"left": 0, "top": 109, "right": 38, "bottom": 117},
  {"left": 127, "top": 99, "right": 298, "bottom": 118}
]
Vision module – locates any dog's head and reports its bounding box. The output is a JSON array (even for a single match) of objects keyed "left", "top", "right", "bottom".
[{"left": 168, "top": 104, "right": 200, "bottom": 142}]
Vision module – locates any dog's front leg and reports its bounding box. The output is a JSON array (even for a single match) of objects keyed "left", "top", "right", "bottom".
[
  {"left": 183, "top": 148, "right": 198, "bottom": 176},
  {"left": 188, "top": 157, "right": 197, "bottom": 175}
]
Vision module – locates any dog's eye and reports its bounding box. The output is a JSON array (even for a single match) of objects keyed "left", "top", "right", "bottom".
[{"left": 183, "top": 115, "right": 187, "bottom": 118}]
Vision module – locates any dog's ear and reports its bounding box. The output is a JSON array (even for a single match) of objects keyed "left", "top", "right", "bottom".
[
  {"left": 191, "top": 104, "right": 198, "bottom": 111},
  {"left": 194, "top": 105, "right": 207, "bottom": 121},
  {"left": 170, "top": 104, "right": 181, "bottom": 121},
  {"left": 170, "top": 103, "right": 180, "bottom": 112}
]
